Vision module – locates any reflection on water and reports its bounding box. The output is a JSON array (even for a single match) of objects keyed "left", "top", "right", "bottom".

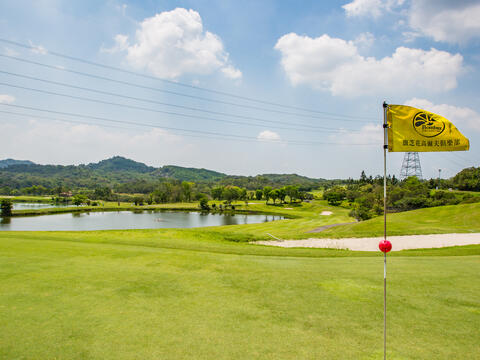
[{"left": 0, "top": 211, "right": 285, "bottom": 231}]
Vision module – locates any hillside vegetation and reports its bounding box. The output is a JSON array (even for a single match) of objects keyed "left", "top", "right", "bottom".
[{"left": 0, "top": 156, "right": 327, "bottom": 193}]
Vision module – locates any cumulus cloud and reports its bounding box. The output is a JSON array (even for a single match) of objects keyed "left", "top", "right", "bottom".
[
  {"left": 257, "top": 130, "right": 281, "bottom": 142},
  {"left": 408, "top": 0, "right": 480, "bottom": 44},
  {"left": 0, "top": 94, "right": 15, "bottom": 104},
  {"left": 342, "top": 0, "right": 404, "bottom": 18},
  {"left": 107, "top": 8, "right": 241, "bottom": 80},
  {"left": 405, "top": 98, "right": 480, "bottom": 132},
  {"left": 274, "top": 33, "right": 463, "bottom": 97}
]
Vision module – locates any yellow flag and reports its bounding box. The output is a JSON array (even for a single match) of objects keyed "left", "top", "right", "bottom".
[{"left": 387, "top": 105, "right": 469, "bottom": 152}]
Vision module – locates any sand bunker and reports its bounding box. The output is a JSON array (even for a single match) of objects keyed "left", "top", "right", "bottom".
[
  {"left": 320, "top": 211, "right": 332, "bottom": 216},
  {"left": 256, "top": 233, "right": 480, "bottom": 251}
]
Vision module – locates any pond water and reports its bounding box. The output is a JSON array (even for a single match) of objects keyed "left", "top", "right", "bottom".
[
  {"left": 12, "top": 202, "right": 73, "bottom": 210},
  {"left": 0, "top": 210, "right": 284, "bottom": 231}
]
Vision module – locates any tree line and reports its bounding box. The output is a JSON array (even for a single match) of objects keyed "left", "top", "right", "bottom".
[{"left": 324, "top": 173, "right": 480, "bottom": 220}]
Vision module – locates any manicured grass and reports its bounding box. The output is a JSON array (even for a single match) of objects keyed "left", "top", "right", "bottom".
[
  {"left": 0, "top": 195, "right": 53, "bottom": 203},
  {"left": 0, "top": 230, "right": 479, "bottom": 359},
  {"left": 322, "top": 202, "right": 480, "bottom": 238}
]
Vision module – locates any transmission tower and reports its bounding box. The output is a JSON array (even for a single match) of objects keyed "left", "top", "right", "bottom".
[{"left": 400, "top": 152, "right": 422, "bottom": 180}]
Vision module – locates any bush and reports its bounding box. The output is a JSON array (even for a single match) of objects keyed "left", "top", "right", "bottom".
[
  {"left": 199, "top": 197, "right": 210, "bottom": 211},
  {"left": 0, "top": 199, "right": 13, "bottom": 217}
]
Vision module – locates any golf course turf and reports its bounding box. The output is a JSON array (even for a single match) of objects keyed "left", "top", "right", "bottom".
[{"left": 0, "top": 201, "right": 479, "bottom": 359}]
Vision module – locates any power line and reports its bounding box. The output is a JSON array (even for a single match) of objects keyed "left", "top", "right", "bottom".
[
  {"left": 0, "top": 109, "right": 286, "bottom": 144},
  {"left": 0, "top": 71, "right": 360, "bottom": 133},
  {"left": 0, "top": 38, "right": 377, "bottom": 119},
  {"left": 0, "top": 81, "right": 357, "bottom": 134},
  {"left": 0, "top": 54, "right": 374, "bottom": 123},
  {"left": 0, "top": 103, "right": 378, "bottom": 147}
]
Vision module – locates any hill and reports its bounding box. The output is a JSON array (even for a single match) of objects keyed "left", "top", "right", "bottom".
[
  {"left": 0, "top": 159, "right": 35, "bottom": 168},
  {"left": 153, "top": 165, "right": 226, "bottom": 182},
  {"left": 0, "top": 156, "right": 330, "bottom": 193},
  {"left": 87, "top": 156, "right": 155, "bottom": 173}
]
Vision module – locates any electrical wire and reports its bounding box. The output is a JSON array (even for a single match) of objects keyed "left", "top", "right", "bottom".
[
  {"left": 0, "top": 70, "right": 361, "bottom": 133},
  {"left": 0, "top": 38, "right": 377, "bottom": 119},
  {"left": 0, "top": 54, "right": 374, "bottom": 123},
  {"left": 0, "top": 103, "right": 378, "bottom": 146}
]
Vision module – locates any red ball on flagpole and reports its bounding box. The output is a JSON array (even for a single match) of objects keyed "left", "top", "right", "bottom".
[{"left": 379, "top": 240, "right": 392, "bottom": 253}]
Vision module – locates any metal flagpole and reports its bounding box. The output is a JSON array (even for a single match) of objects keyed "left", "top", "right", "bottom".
[{"left": 382, "top": 101, "right": 388, "bottom": 360}]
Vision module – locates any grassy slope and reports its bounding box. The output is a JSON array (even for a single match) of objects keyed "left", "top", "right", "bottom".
[
  {"left": 0, "top": 232, "right": 479, "bottom": 359},
  {"left": 321, "top": 203, "right": 480, "bottom": 238}
]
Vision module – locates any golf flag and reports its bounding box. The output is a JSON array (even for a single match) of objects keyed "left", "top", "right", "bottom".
[{"left": 387, "top": 105, "right": 469, "bottom": 152}]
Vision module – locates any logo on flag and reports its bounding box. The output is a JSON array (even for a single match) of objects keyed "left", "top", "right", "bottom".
[{"left": 412, "top": 112, "right": 445, "bottom": 138}]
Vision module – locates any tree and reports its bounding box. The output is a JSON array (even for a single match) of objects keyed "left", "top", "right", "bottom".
[
  {"left": 198, "top": 196, "right": 210, "bottom": 211},
  {"left": 222, "top": 186, "right": 240, "bottom": 205},
  {"left": 270, "top": 189, "right": 279, "bottom": 204},
  {"left": 278, "top": 188, "right": 286, "bottom": 204},
  {"left": 181, "top": 181, "right": 194, "bottom": 202},
  {"left": 0, "top": 199, "right": 13, "bottom": 217},
  {"left": 133, "top": 196, "right": 144, "bottom": 206},
  {"left": 255, "top": 189, "right": 263, "bottom": 200},
  {"left": 360, "top": 170, "right": 367, "bottom": 184},
  {"left": 323, "top": 187, "right": 346, "bottom": 206},
  {"left": 72, "top": 194, "right": 87, "bottom": 206},
  {"left": 263, "top": 186, "right": 272, "bottom": 204},
  {"left": 211, "top": 186, "right": 224, "bottom": 200}
]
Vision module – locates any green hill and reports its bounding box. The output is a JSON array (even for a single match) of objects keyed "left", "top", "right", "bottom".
[
  {"left": 154, "top": 165, "right": 226, "bottom": 182},
  {"left": 0, "top": 159, "right": 35, "bottom": 168}
]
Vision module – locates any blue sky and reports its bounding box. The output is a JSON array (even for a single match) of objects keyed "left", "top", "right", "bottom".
[{"left": 0, "top": 0, "right": 479, "bottom": 179}]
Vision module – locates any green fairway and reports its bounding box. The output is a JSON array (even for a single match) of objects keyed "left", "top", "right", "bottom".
[
  {"left": 0, "top": 231, "right": 479, "bottom": 359},
  {"left": 1, "top": 201, "right": 480, "bottom": 358}
]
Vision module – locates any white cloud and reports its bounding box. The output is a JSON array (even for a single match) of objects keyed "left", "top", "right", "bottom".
[
  {"left": 257, "top": 130, "right": 281, "bottom": 142},
  {"left": 330, "top": 123, "right": 382, "bottom": 145},
  {"left": 405, "top": 98, "right": 480, "bottom": 132},
  {"left": 343, "top": 0, "right": 383, "bottom": 18},
  {"left": 108, "top": 8, "right": 241, "bottom": 80},
  {"left": 274, "top": 33, "right": 463, "bottom": 97},
  {"left": 342, "top": 0, "right": 404, "bottom": 18},
  {"left": 28, "top": 40, "right": 47, "bottom": 55},
  {"left": 0, "top": 94, "right": 15, "bottom": 104},
  {"left": 408, "top": 0, "right": 480, "bottom": 44},
  {"left": 353, "top": 32, "right": 375, "bottom": 49},
  {"left": 101, "top": 34, "right": 129, "bottom": 54}
]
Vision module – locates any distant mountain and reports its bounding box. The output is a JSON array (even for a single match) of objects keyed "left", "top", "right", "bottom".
[
  {"left": 0, "top": 156, "right": 330, "bottom": 192},
  {"left": 87, "top": 156, "right": 155, "bottom": 173},
  {"left": 0, "top": 159, "right": 35, "bottom": 168},
  {"left": 219, "top": 173, "right": 328, "bottom": 191},
  {"left": 154, "top": 165, "right": 226, "bottom": 182}
]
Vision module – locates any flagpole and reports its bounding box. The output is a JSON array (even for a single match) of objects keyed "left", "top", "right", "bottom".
[{"left": 382, "top": 101, "right": 388, "bottom": 360}]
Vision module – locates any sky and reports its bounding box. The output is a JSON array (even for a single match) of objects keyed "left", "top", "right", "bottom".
[{"left": 0, "top": 0, "right": 479, "bottom": 179}]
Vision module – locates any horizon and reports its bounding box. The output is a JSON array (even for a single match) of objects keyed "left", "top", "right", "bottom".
[{"left": 0, "top": 155, "right": 465, "bottom": 181}]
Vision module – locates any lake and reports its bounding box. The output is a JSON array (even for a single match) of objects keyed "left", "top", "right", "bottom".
[{"left": 0, "top": 210, "right": 284, "bottom": 231}]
